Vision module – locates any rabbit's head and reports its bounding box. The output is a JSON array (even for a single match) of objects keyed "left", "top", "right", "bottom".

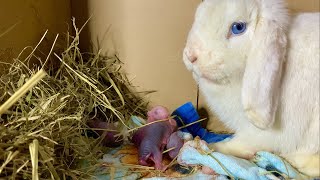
[{"left": 183, "top": 0, "right": 289, "bottom": 129}]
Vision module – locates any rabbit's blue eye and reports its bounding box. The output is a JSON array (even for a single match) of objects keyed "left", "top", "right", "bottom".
[{"left": 231, "top": 22, "right": 246, "bottom": 35}]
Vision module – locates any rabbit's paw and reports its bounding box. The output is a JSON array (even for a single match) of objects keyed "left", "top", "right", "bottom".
[
  {"left": 283, "top": 153, "right": 320, "bottom": 178},
  {"left": 209, "top": 138, "right": 255, "bottom": 160}
]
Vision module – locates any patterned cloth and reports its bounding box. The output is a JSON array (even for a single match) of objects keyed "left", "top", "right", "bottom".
[
  {"left": 87, "top": 140, "right": 317, "bottom": 180},
  {"left": 177, "top": 139, "right": 311, "bottom": 180}
]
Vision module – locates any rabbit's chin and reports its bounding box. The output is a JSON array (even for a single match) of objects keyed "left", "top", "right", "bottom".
[{"left": 192, "top": 71, "right": 230, "bottom": 86}]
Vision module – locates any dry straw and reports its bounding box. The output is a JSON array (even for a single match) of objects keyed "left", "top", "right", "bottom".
[{"left": 0, "top": 18, "right": 152, "bottom": 179}]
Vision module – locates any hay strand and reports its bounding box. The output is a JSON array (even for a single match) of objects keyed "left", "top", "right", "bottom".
[
  {"left": 29, "top": 139, "right": 39, "bottom": 180},
  {"left": 163, "top": 147, "right": 176, "bottom": 154},
  {"left": 178, "top": 118, "right": 207, "bottom": 130},
  {"left": 0, "top": 151, "right": 19, "bottom": 174},
  {"left": 0, "top": 69, "right": 47, "bottom": 115},
  {"left": 0, "top": 21, "right": 21, "bottom": 39}
]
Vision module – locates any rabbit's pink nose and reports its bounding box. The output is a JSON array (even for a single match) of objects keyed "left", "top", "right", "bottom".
[{"left": 185, "top": 48, "right": 198, "bottom": 63}]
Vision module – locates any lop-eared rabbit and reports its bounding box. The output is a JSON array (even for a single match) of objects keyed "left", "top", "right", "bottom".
[{"left": 183, "top": 0, "right": 319, "bottom": 177}]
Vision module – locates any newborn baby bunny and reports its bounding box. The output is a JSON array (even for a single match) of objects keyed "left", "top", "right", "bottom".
[
  {"left": 132, "top": 106, "right": 177, "bottom": 170},
  {"left": 183, "top": 0, "right": 319, "bottom": 177}
]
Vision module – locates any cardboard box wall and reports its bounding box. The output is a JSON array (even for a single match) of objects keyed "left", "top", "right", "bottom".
[{"left": 0, "top": 0, "right": 71, "bottom": 71}]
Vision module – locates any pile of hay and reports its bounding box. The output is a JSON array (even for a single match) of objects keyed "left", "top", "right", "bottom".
[{"left": 0, "top": 20, "right": 152, "bottom": 179}]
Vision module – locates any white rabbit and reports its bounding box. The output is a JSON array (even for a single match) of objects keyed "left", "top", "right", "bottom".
[{"left": 183, "top": 0, "right": 319, "bottom": 177}]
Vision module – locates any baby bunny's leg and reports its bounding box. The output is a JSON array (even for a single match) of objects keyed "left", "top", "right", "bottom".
[
  {"left": 282, "top": 153, "right": 320, "bottom": 177},
  {"left": 208, "top": 137, "right": 256, "bottom": 159}
]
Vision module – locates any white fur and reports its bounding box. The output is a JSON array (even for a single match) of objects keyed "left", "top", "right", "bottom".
[{"left": 183, "top": 0, "right": 319, "bottom": 177}]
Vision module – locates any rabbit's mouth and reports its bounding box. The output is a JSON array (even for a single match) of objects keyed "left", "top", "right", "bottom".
[
  {"left": 183, "top": 52, "right": 230, "bottom": 85},
  {"left": 192, "top": 71, "right": 230, "bottom": 85},
  {"left": 202, "top": 73, "right": 230, "bottom": 85},
  {"left": 192, "top": 64, "right": 230, "bottom": 85}
]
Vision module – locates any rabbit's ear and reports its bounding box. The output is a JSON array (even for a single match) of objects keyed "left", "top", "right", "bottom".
[{"left": 242, "top": 1, "right": 288, "bottom": 129}]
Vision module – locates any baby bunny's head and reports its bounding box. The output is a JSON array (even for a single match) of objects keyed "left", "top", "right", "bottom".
[
  {"left": 147, "top": 106, "right": 170, "bottom": 121},
  {"left": 184, "top": 0, "right": 289, "bottom": 129}
]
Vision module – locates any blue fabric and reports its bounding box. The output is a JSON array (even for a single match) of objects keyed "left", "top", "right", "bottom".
[
  {"left": 130, "top": 115, "right": 145, "bottom": 127},
  {"left": 172, "top": 102, "right": 201, "bottom": 133},
  {"left": 179, "top": 146, "right": 271, "bottom": 180},
  {"left": 172, "top": 102, "right": 232, "bottom": 143},
  {"left": 178, "top": 141, "right": 312, "bottom": 180},
  {"left": 254, "top": 151, "right": 308, "bottom": 179}
]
